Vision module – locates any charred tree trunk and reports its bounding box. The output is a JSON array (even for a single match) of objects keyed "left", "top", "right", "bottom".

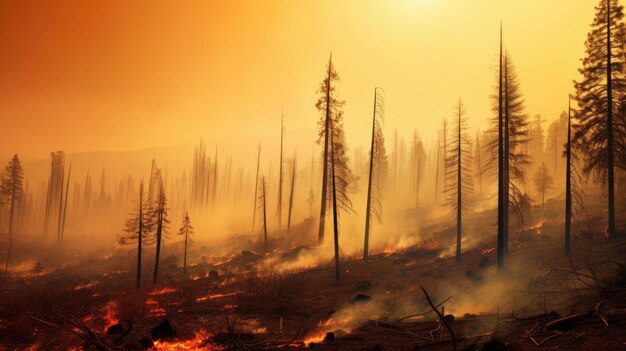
[
  {"left": 364, "top": 88, "right": 377, "bottom": 261},
  {"left": 318, "top": 59, "right": 332, "bottom": 244},
  {"left": 262, "top": 177, "right": 268, "bottom": 250},
  {"left": 60, "top": 163, "right": 72, "bottom": 246},
  {"left": 287, "top": 154, "right": 296, "bottom": 234},
  {"left": 456, "top": 106, "right": 462, "bottom": 262},
  {"left": 503, "top": 54, "right": 510, "bottom": 255},
  {"left": 136, "top": 182, "right": 144, "bottom": 289},
  {"left": 252, "top": 144, "right": 261, "bottom": 231},
  {"left": 565, "top": 98, "right": 572, "bottom": 255},
  {"left": 607, "top": 0, "right": 617, "bottom": 240},
  {"left": 153, "top": 186, "right": 164, "bottom": 285},
  {"left": 497, "top": 23, "right": 505, "bottom": 272},
  {"left": 330, "top": 120, "right": 341, "bottom": 281},
  {"left": 278, "top": 115, "right": 284, "bottom": 229}
]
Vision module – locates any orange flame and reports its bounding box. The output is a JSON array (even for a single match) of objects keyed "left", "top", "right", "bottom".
[
  {"left": 150, "top": 287, "right": 178, "bottom": 295},
  {"left": 102, "top": 301, "right": 118, "bottom": 331},
  {"left": 151, "top": 329, "right": 224, "bottom": 350}
]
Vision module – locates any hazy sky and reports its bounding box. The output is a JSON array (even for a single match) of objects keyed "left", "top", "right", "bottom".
[{"left": 0, "top": 0, "right": 595, "bottom": 160}]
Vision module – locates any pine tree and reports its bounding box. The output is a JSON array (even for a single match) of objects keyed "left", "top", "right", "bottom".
[
  {"left": 119, "top": 181, "right": 152, "bottom": 289},
  {"left": 573, "top": 0, "right": 626, "bottom": 239},
  {"left": 411, "top": 131, "right": 426, "bottom": 209},
  {"left": 2, "top": 154, "right": 24, "bottom": 279},
  {"left": 485, "top": 46, "right": 531, "bottom": 269},
  {"left": 444, "top": 98, "right": 473, "bottom": 262},
  {"left": 177, "top": 211, "right": 194, "bottom": 277},
  {"left": 565, "top": 99, "right": 573, "bottom": 255},
  {"left": 533, "top": 163, "right": 554, "bottom": 210},
  {"left": 149, "top": 181, "right": 170, "bottom": 285},
  {"left": 315, "top": 54, "right": 353, "bottom": 244},
  {"left": 364, "top": 87, "right": 386, "bottom": 261}
]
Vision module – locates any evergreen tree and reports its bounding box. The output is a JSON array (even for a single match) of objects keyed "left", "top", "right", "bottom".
[
  {"left": 533, "top": 162, "right": 554, "bottom": 210},
  {"left": 444, "top": 99, "right": 473, "bottom": 262},
  {"left": 364, "top": 87, "right": 387, "bottom": 261},
  {"left": 119, "top": 181, "right": 152, "bottom": 289},
  {"left": 2, "top": 154, "right": 24, "bottom": 279},
  {"left": 149, "top": 181, "right": 169, "bottom": 285},
  {"left": 177, "top": 211, "right": 194, "bottom": 277},
  {"left": 573, "top": 0, "right": 626, "bottom": 239},
  {"left": 315, "top": 54, "right": 354, "bottom": 244}
]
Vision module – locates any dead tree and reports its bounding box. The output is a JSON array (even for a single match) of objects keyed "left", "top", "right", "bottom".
[
  {"left": 444, "top": 98, "right": 473, "bottom": 262},
  {"left": 565, "top": 98, "right": 573, "bottom": 255},
  {"left": 252, "top": 144, "right": 261, "bottom": 231},
  {"left": 150, "top": 181, "right": 169, "bottom": 285},
  {"left": 364, "top": 87, "right": 386, "bottom": 261},
  {"left": 287, "top": 152, "right": 297, "bottom": 234},
  {"left": 257, "top": 177, "right": 268, "bottom": 250},
  {"left": 58, "top": 163, "right": 72, "bottom": 246},
  {"left": 277, "top": 113, "right": 285, "bottom": 229},
  {"left": 119, "top": 181, "right": 151, "bottom": 289}
]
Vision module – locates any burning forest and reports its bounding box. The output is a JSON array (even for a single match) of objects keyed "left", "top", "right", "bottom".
[{"left": 2, "top": 1, "right": 626, "bottom": 350}]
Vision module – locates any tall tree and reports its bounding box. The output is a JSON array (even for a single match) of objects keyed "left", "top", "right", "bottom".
[
  {"left": 565, "top": 99, "right": 573, "bottom": 255},
  {"left": 150, "top": 181, "right": 170, "bottom": 285},
  {"left": 177, "top": 211, "right": 194, "bottom": 277},
  {"left": 574, "top": 0, "right": 626, "bottom": 239},
  {"left": 119, "top": 181, "right": 152, "bottom": 289},
  {"left": 2, "top": 154, "right": 24, "bottom": 279},
  {"left": 486, "top": 43, "right": 531, "bottom": 270},
  {"left": 533, "top": 163, "right": 554, "bottom": 210},
  {"left": 277, "top": 114, "right": 285, "bottom": 229},
  {"left": 411, "top": 131, "right": 426, "bottom": 210},
  {"left": 444, "top": 99, "right": 473, "bottom": 262},
  {"left": 315, "top": 55, "right": 353, "bottom": 244},
  {"left": 257, "top": 176, "right": 268, "bottom": 250},
  {"left": 364, "top": 87, "right": 386, "bottom": 261},
  {"left": 252, "top": 144, "right": 261, "bottom": 231},
  {"left": 287, "top": 153, "right": 297, "bottom": 234},
  {"left": 58, "top": 163, "right": 72, "bottom": 246}
]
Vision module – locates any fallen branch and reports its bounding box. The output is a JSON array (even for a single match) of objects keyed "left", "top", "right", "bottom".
[{"left": 420, "top": 285, "right": 457, "bottom": 351}]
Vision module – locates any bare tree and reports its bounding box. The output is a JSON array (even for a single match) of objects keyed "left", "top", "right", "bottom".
[
  {"left": 364, "top": 87, "right": 386, "bottom": 261},
  {"left": 149, "top": 181, "right": 170, "bottom": 285},
  {"left": 287, "top": 152, "right": 297, "bottom": 234}
]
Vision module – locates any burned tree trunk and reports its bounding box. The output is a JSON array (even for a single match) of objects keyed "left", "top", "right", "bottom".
[
  {"left": 330, "top": 120, "right": 341, "bottom": 281},
  {"left": 497, "top": 24, "right": 505, "bottom": 272},
  {"left": 252, "top": 144, "right": 261, "bottom": 231},
  {"left": 565, "top": 98, "right": 572, "bottom": 255},
  {"left": 287, "top": 153, "right": 296, "bottom": 234},
  {"left": 318, "top": 61, "right": 332, "bottom": 244}
]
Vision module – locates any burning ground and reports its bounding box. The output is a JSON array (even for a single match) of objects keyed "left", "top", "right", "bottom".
[{"left": 1, "top": 199, "right": 626, "bottom": 351}]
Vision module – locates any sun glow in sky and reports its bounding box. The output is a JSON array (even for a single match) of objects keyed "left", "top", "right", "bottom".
[{"left": 0, "top": 0, "right": 595, "bottom": 160}]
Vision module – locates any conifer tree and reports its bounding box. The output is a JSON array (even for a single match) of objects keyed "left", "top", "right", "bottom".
[
  {"left": 574, "top": 0, "right": 626, "bottom": 239},
  {"left": 177, "top": 211, "right": 194, "bottom": 277},
  {"left": 119, "top": 181, "right": 152, "bottom": 289},
  {"left": 444, "top": 99, "right": 473, "bottom": 262},
  {"left": 2, "top": 154, "right": 24, "bottom": 280},
  {"left": 533, "top": 163, "right": 554, "bottom": 210},
  {"left": 150, "top": 181, "right": 170, "bottom": 285}
]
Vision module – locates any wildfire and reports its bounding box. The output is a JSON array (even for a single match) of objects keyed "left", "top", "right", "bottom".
[
  {"left": 150, "top": 287, "right": 179, "bottom": 295},
  {"left": 151, "top": 329, "right": 224, "bottom": 351},
  {"left": 302, "top": 316, "right": 353, "bottom": 346},
  {"left": 529, "top": 220, "right": 545, "bottom": 235},
  {"left": 195, "top": 292, "right": 238, "bottom": 302},
  {"left": 480, "top": 247, "right": 495, "bottom": 255},
  {"left": 146, "top": 298, "right": 167, "bottom": 317},
  {"left": 102, "top": 301, "right": 118, "bottom": 332}
]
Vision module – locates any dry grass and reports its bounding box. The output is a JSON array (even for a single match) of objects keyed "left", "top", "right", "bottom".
[{"left": 234, "top": 265, "right": 308, "bottom": 313}]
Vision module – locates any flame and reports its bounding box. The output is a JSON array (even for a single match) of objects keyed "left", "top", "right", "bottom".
[
  {"left": 529, "top": 220, "right": 545, "bottom": 235},
  {"left": 151, "top": 329, "right": 224, "bottom": 350},
  {"left": 302, "top": 316, "right": 353, "bottom": 346},
  {"left": 150, "top": 287, "right": 179, "bottom": 295},
  {"left": 480, "top": 247, "right": 495, "bottom": 255},
  {"left": 102, "top": 301, "right": 118, "bottom": 331},
  {"left": 195, "top": 292, "right": 238, "bottom": 302},
  {"left": 72, "top": 280, "right": 100, "bottom": 291}
]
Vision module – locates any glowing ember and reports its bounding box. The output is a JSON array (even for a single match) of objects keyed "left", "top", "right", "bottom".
[
  {"left": 195, "top": 292, "right": 238, "bottom": 302},
  {"left": 72, "top": 280, "right": 100, "bottom": 291},
  {"left": 150, "top": 287, "right": 179, "bottom": 295},
  {"left": 480, "top": 247, "right": 495, "bottom": 255},
  {"left": 146, "top": 298, "right": 167, "bottom": 317},
  {"left": 151, "top": 330, "right": 224, "bottom": 350},
  {"left": 102, "top": 301, "right": 118, "bottom": 331},
  {"left": 529, "top": 220, "right": 545, "bottom": 235}
]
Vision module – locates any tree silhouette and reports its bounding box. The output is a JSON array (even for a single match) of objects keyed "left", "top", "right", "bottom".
[
  {"left": 252, "top": 144, "right": 261, "bottom": 231},
  {"left": 257, "top": 176, "right": 268, "bottom": 250},
  {"left": 119, "top": 181, "right": 152, "bottom": 289},
  {"left": 444, "top": 98, "right": 473, "bottom": 262},
  {"left": 2, "top": 154, "right": 24, "bottom": 280},
  {"left": 287, "top": 153, "right": 297, "bottom": 234},
  {"left": 277, "top": 114, "right": 285, "bottom": 229},
  {"left": 411, "top": 130, "right": 426, "bottom": 210},
  {"left": 149, "top": 181, "right": 170, "bottom": 285},
  {"left": 533, "top": 163, "right": 554, "bottom": 210},
  {"left": 573, "top": 0, "right": 626, "bottom": 239},
  {"left": 315, "top": 54, "right": 353, "bottom": 244},
  {"left": 364, "top": 87, "right": 387, "bottom": 261},
  {"left": 177, "top": 211, "right": 194, "bottom": 277}
]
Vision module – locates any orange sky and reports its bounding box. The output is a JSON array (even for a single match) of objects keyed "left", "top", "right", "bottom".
[{"left": 0, "top": 0, "right": 595, "bottom": 160}]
